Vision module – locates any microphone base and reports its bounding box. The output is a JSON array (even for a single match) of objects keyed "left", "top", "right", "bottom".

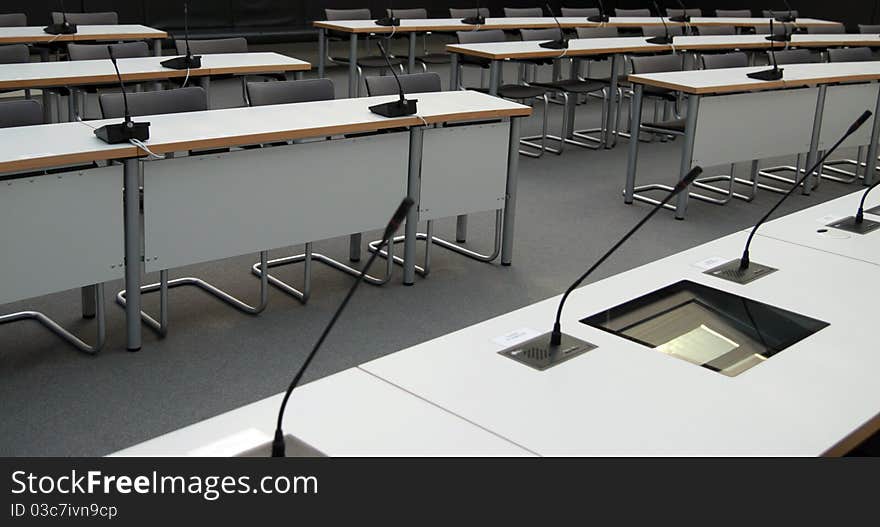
[
  {"left": 766, "top": 34, "right": 792, "bottom": 42},
  {"left": 461, "top": 16, "right": 486, "bottom": 25},
  {"left": 704, "top": 259, "right": 777, "bottom": 285},
  {"left": 161, "top": 54, "right": 202, "bottom": 70},
  {"left": 539, "top": 39, "right": 569, "bottom": 50},
  {"left": 646, "top": 36, "right": 675, "bottom": 45},
  {"left": 587, "top": 15, "right": 610, "bottom": 23},
  {"left": 669, "top": 16, "right": 690, "bottom": 23},
  {"left": 43, "top": 22, "right": 77, "bottom": 35},
  {"left": 94, "top": 121, "right": 151, "bottom": 145},
  {"left": 827, "top": 215, "right": 880, "bottom": 235},
  {"left": 375, "top": 17, "right": 401, "bottom": 27},
  {"left": 498, "top": 332, "right": 596, "bottom": 372},
  {"left": 369, "top": 98, "right": 418, "bottom": 118},
  {"left": 747, "top": 67, "right": 784, "bottom": 81}
]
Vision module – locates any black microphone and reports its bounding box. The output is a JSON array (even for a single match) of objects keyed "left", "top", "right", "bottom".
[
  {"left": 376, "top": 1, "right": 401, "bottom": 27},
  {"left": 461, "top": 1, "right": 486, "bottom": 25},
  {"left": 94, "top": 46, "right": 151, "bottom": 145},
  {"left": 748, "top": 19, "right": 784, "bottom": 81},
  {"left": 271, "top": 197, "right": 415, "bottom": 457},
  {"left": 669, "top": 0, "right": 691, "bottom": 23},
  {"left": 369, "top": 41, "right": 418, "bottom": 118},
  {"left": 646, "top": 1, "right": 675, "bottom": 45},
  {"left": 588, "top": 0, "right": 610, "bottom": 23},
  {"left": 539, "top": 3, "right": 569, "bottom": 49},
  {"left": 708, "top": 110, "right": 872, "bottom": 284},
  {"left": 828, "top": 178, "right": 880, "bottom": 234},
  {"left": 162, "top": 2, "right": 202, "bottom": 70},
  {"left": 765, "top": 11, "right": 793, "bottom": 41},
  {"left": 44, "top": 0, "right": 77, "bottom": 35},
  {"left": 774, "top": 0, "right": 796, "bottom": 23}
]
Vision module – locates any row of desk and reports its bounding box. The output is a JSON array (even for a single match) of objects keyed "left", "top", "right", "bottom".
[
  {"left": 114, "top": 189, "right": 880, "bottom": 457},
  {"left": 0, "top": 24, "right": 168, "bottom": 56}
]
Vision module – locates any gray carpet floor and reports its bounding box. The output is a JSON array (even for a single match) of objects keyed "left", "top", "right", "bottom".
[{"left": 0, "top": 41, "right": 864, "bottom": 456}]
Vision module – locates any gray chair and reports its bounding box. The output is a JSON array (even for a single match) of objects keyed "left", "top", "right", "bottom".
[
  {"left": 773, "top": 48, "right": 821, "bottom": 64},
  {"left": 828, "top": 47, "right": 874, "bottom": 63},
  {"left": 761, "top": 9, "right": 798, "bottom": 18},
  {"left": 667, "top": 8, "right": 702, "bottom": 18},
  {"left": 858, "top": 25, "right": 880, "bottom": 34},
  {"left": 0, "top": 13, "right": 26, "bottom": 26},
  {"left": 575, "top": 27, "right": 619, "bottom": 39},
  {"left": 615, "top": 9, "right": 651, "bottom": 17},
  {"left": 51, "top": 12, "right": 118, "bottom": 25},
  {"left": 701, "top": 51, "right": 749, "bottom": 69},
  {"left": 247, "top": 78, "right": 335, "bottom": 106},
  {"left": 65, "top": 42, "right": 150, "bottom": 120},
  {"left": 503, "top": 7, "right": 543, "bottom": 17},
  {"left": 324, "top": 9, "right": 405, "bottom": 96},
  {"left": 806, "top": 24, "right": 845, "bottom": 34},
  {"left": 454, "top": 29, "right": 507, "bottom": 87},
  {"left": 388, "top": 8, "right": 451, "bottom": 69},
  {"left": 0, "top": 98, "right": 108, "bottom": 354},
  {"left": 449, "top": 7, "right": 491, "bottom": 19},
  {"left": 697, "top": 25, "right": 737, "bottom": 35},
  {"left": 0, "top": 43, "right": 28, "bottom": 64},
  {"left": 715, "top": 9, "right": 752, "bottom": 17},
  {"left": 105, "top": 86, "right": 270, "bottom": 337},
  {"left": 641, "top": 25, "right": 685, "bottom": 38},
  {"left": 365, "top": 72, "right": 441, "bottom": 96},
  {"left": 561, "top": 7, "right": 600, "bottom": 17}
]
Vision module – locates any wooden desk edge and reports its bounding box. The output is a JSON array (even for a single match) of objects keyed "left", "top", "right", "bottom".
[
  {"left": 446, "top": 44, "right": 672, "bottom": 60},
  {"left": 315, "top": 20, "right": 842, "bottom": 33},
  {"left": 0, "top": 149, "right": 137, "bottom": 174},
  {"left": 628, "top": 72, "right": 880, "bottom": 95},
  {"left": 822, "top": 412, "right": 880, "bottom": 457}
]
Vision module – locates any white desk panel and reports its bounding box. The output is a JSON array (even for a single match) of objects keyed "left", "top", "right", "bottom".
[
  {"left": 362, "top": 232, "right": 880, "bottom": 456},
  {"left": 818, "top": 84, "right": 880, "bottom": 150},
  {"left": 112, "top": 368, "right": 533, "bottom": 457}
]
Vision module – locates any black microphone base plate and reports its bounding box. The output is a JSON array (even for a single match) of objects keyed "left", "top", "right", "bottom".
[
  {"left": 43, "top": 22, "right": 77, "bottom": 35},
  {"left": 539, "top": 39, "right": 569, "bottom": 50},
  {"left": 587, "top": 15, "right": 610, "bottom": 23},
  {"left": 498, "top": 332, "right": 596, "bottom": 372},
  {"left": 827, "top": 216, "right": 880, "bottom": 235},
  {"left": 94, "top": 121, "right": 151, "bottom": 145},
  {"left": 766, "top": 34, "right": 792, "bottom": 42},
  {"left": 704, "top": 259, "right": 777, "bottom": 285},
  {"left": 461, "top": 16, "right": 486, "bottom": 25},
  {"left": 747, "top": 67, "right": 784, "bottom": 81},
  {"left": 646, "top": 36, "right": 675, "bottom": 45},
  {"left": 375, "top": 17, "right": 401, "bottom": 27},
  {"left": 370, "top": 98, "right": 418, "bottom": 118},
  {"left": 161, "top": 54, "right": 202, "bottom": 70}
]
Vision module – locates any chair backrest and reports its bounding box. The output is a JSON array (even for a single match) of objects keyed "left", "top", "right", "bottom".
[
  {"left": 828, "top": 47, "right": 874, "bottom": 63},
  {"left": 0, "top": 44, "right": 29, "bottom": 64},
  {"left": 520, "top": 28, "right": 562, "bottom": 42},
  {"left": 630, "top": 53, "right": 684, "bottom": 74},
  {"left": 365, "top": 72, "right": 441, "bottom": 97},
  {"left": 457, "top": 29, "right": 507, "bottom": 44},
  {"left": 641, "top": 25, "right": 685, "bottom": 38},
  {"left": 697, "top": 25, "right": 737, "bottom": 35},
  {"left": 67, "top": 42, "right": 149, "bottom": 61},
  {"left": 52, "top": 12, "right": 118, "bottom": 25},
  {"left": 0, "top": 99, "right": 42, "bottom": 128},
  {"left": 561, "top": 7, "right": 599, "bottom": 17},
  {"left": 615, "top": 8, "right": 651, "bottom": 17},
  {"left": 576, "top": 26, "right": 619, "bottom": 39},
  {"left": 772, "top": 48, "right": 820, "bottom": 65},
  {"left": 503, "top": 7, "right": 543, "bottom": 17},
  {"left": 388, "top": 8, "right": 427, "bottom": 19},
  {"left": 667, "top": 8, "right": 702, "bottom": 17},
  {"left": 762, "top": 10, "right": 798, "bottom": 18},
  {"left": 715, "top": 9, "right": 752, "bottom": 17},
  {"left": 755, "top": 23, "right": 788, "bottom": 35},
  {"left": 324, "top": 9, "right": 372, "bottom": 20},
  {"left": 859, "top": 24, "right": 880, "bottom": 34},
  {"left": 701, "top": 51, "right": 749, "bottom": 69},
  {"left": 806, "top": 24, "right": 845, "bottom": 34},
  {"left": 247, "top": 79, "right": 335, "bottom": 106},
  {"left": 449, "top": 8, "right": 491, "bottom": 18},
  {"left": 0, "top": 13, "right": 26, "bottom": 27},
  {"left": 99, "top": 87, "right": 208, "bottom": 119},
  {"left": 176, "top": 37, "right": 248, "bottom": 56}
]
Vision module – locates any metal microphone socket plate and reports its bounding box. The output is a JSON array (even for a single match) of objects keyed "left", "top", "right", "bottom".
[
  {"left": 704, "top": 259, "right": 777, "bottom": 285},
  {"left": 498, "top": 333, "right": 596, "bottom": 371},
  {"left": 827, "top": 216, "right": 880, "bottom": 235}
]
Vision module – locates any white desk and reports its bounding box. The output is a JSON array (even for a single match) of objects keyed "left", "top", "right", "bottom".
[
  {"left": 758, "top": 189, "right": 880, "bottom": 267},
  {"left": 111, "top": 368, "right": 533, "bottom": 457},
  {"left": 0, "top": 25, "right": 168, "bottom": 56}
]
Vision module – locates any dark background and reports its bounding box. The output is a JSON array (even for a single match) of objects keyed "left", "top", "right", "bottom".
[{"left": 2, "top": 2, "right": 878, "bottom": 42}]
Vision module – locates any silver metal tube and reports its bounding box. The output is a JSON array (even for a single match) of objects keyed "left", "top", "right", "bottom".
[
  {"left": 404, "top": 125, "right": 424, "bottom": 285},
  {"left": 624, "top": 84, "right": 645, "bottom": 204},
  {"left": 123, "top": 158, "right": 142, "bottom": 351},
  {"left": 502, "top": 117, "right": 522, "bottom": 265},
  {"left": 675, "top": 94, "right": 701, "bottom": 220},
  {"left": 802, "top": 84, "right": 827, "bottom": 196}
]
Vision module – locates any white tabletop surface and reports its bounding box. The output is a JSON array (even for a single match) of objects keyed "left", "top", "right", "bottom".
[
  {"left": 758, "top": 189, "right": 880, "bottom": 267},
  {"left": 0, "top": 25, "right": 167, "bottom": 42},
  {"left": 361, "top": 230, "right": 880, "bottom": 456},
  {"left": 112, "top": 368, "right": 533, "bottom": 457},
  {"left": 0, "top": 53, "right": 309, "bottom": 89}
]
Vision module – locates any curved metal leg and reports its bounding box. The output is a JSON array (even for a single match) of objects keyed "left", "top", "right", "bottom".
[
  {"left": 691, "top": 162, "right": 758, "bottom": 203},
  {"left": 0, "top": 283, "right": 106, "bottom": 354},
  {"left": 116, "top": 252, "right": 269, "bottom": 337}
]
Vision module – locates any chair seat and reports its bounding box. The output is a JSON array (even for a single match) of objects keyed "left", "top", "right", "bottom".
[
  {"left": 532, "top": 79, "right": 606, "bottom": 94},
  {"left": 331, "top": 55, "right": 404, "bottom": 68},
  {"left": 497, "top": 84, "right": 548, "bottom": 99},
  {"left": 643, "top": 85, "right": 678, "bottom": 101},
  {"left": 643, "top": 118, "right": 686, "bottom": 133}
]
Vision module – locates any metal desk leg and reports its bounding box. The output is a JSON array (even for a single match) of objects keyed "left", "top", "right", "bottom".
[
  {"left": 318, "top": 28, "right": 326, "bottom": 78},
  {"left": 350, "top": 234, "right": 362, "bottom": 263},
  {"left": 863, "top": 89, "right": 880, "bottom": 187},
  {"left": 564, "top": 58, "right": 579, "bottom": 140},
  {"left": 408, "top": 32, "right": 417, "bottom": 73},
  {"left": 624, "top": 84, "right": 645, "bottom": 204},
  {"left": 81, "top": 286, "right": 97, "bottom": 319},
  {"left": 123, "top": 158, "right": 142, "bottom": 351},
  {"left": 456, "top": 216, "right": 467, "bottom": 242},
  {"left": 488, "top": 60, "right": 501, "bottom": 97},
  {"left": 604, "top": 54, "right": 621, "bottom": 149},
  {"left": 349, "top": 33, "right": 359, "bottom": 98},
  {"left": 152, "top": 39, "right": 162, "bottom": 57},
  {"left": 404, "top": 126, "right": 425, "bottom": 285},
  {"left": 449, "top": 52, "right": 459, "bottom": 90},
  {"left": 501, "top": 117, "right": 522, "bottom": 266},
  {"left": 802, "top": 84, "right": 827, "bottom": 196},
  {"left": 674, "top": 94, "right": 701, "bottom": 220},
  {"left": 199, "top": 76, "right": 211, "bottom": 109}
]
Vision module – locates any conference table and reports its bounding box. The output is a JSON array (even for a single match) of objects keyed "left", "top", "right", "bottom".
[
  {"left": 0, "top": 90, "right": 530, "bottom": 352},
  {"left": 626, "top": 62, "right": 880, "bottom": 219},
  {"left": 446, "top": 34, "right": 880, "bottom": 152},
  {"left": 313, "top": 16, "right": 844, "bottom": 96},
  {"left": 113, "top": 189, "right": 880, "bottom": 456},
  {"left": 0, "top": 25, "right": 168, "bottom": 57}
]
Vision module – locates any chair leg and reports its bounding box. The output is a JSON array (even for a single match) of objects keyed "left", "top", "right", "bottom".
[{"left": 518, "top": 95, "right": 550, "bottom": 157}]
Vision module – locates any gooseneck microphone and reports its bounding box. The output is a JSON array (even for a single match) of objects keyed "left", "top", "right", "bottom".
[
  {"left": 765, "top": 11, "right": 793, "bottom": 42},
  {"left": 539, "top": 3, "right": 569, "bottom": 50},
  {"left": 44, "top": 0, "right": 77, "bottom": 35},
  {"left": 461, "top": 1, "right": 486, "bottom": 25},
  {"left": 369, "top": 41, "right": 418, "bottom": 117},
  {"left": 646, "top": 1, "right": 675, "bottom": 45},
  {"left": 748, "top": 19, "right": 783, "bottom": 81},
  {"left": 376, "top": 1, "right": 401, "bottom": 27},
  {"left": 669, "top": 0, "right": 691, "bottom": 23},
  {"left": 774, "top": 0, "right": 797, "bottom": 23},
  {"left": 545, "top": 167, "right": 703, "bottom": 347},
  {"left": 709, "top": 110, "right": 872, "bottom": 283},
  {"left": 828, "top": 178, "right": 880, "bottom": 234},
  {"left": 854, "top": 180, "right": 880, "bottom": 225},
  {"left": 588, "top": 0, "right": 610, "bottom": 23},
  {"left": 272, "top": 198, "right": 415, "bottom": 457},
  {"left": 161, "top": 2, "right": 202, "bottom": 70},
  {"left": 94, "top": 47, "right": 151, "bottom": 144}
]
